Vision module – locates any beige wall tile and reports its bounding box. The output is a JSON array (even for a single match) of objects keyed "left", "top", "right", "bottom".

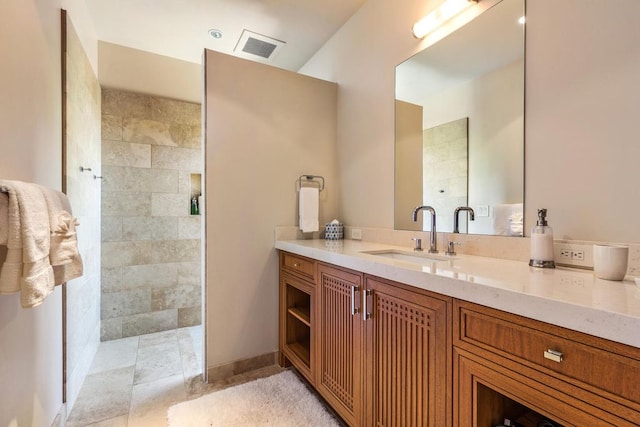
[
  {"left": 151, "top": 193, "right": 190, "bottom": 217},
  {"left": 121, "top": 263, "right": 179, "bottom": 290},
  {"left": 178, "top": 262, "right": 201, "bottom": 286},
  {"left": 178, "top": 306, "right": 202, "bottom": 328},
  {"left": 102, "top": 89, "right": 153, "bottom": 119},
  {"left": 151, "top": 285, "right": 201, "bottom": 311},
  {"left": 150, "top": 97, "right": 201, "bottom": 126},
  {"left": 123, "top": 118, "right": 175, "bottom": 146},
  {"left": 101, "top": 216, "right": 122, "bottom": 242},
  {"left": 103, "top": 166, "right": 178, "bottom": 194},
  {"left": 178, "top": 170, "right": 192, "bottom": 194},
  {"left": 122, "top": 216, "right": 178, "bottom": 241},
  {"left": 102, "top": 140, "right": 151, "bottom": 168},
  {"left": 101, "top": 289, "right": 151, "bottom": 319},
  {"left": 102, "top": 115, "right": 123, "bottom": 140},
  {"left": 101, "top": 89, "right": 202, "bottom": 340},
  {"left": 101, "top": 267, "right": 122, "bottom": 293},
  {"left": 102, "top": 191, "right": 151, "bottom": 217},
  {"left": 102, "top": 240, "right": 200, "bottom": 268},
  {"left": 121, "top": 310, "right": 177, "bottom": 337},
  {"left": 178, "top": 216, "right": 202, "bottom": 239},
  {"left": 169, "top": 123, "right": 202, "bottom": 149},
  {"left": 151, "top": 146, "right": 201, "bottom": 171},
  {"left": 100, "top": 318, "right": 123, "bottom": 341},
  {"left": 100, "top": 165, "right": 125, "bottom": 192}
]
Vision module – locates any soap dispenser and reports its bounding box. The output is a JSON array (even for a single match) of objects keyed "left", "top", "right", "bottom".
[{"left": 529, "top": 208, "right": 555, "bottom": 268}]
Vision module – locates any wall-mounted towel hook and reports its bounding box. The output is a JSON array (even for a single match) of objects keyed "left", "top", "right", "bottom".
[
  {"left": 93, "top": 175, "right": 103, "bottom": 180},
  {"left": 80, "top": 166, "right": 92, "bottom": 172}
]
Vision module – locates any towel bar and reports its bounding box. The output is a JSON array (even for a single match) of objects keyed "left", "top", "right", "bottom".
[{"left": 297, "top": 175, "right": 324, "bottom": 192}]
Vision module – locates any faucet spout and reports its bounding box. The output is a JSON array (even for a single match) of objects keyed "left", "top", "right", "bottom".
[
  {"left": 411, "top": 205, "right": 438, "bottom": 253},
  {"left": 453, "top": 206, "right": 475, "bottom": 233}
]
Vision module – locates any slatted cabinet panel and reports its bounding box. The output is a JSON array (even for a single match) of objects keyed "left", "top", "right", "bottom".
[
  {"left": 365, "top": 276, "right": 450, "bottom": 427},
  {"left": 316, "top": 263, "right": 364, "bottom": 427}
]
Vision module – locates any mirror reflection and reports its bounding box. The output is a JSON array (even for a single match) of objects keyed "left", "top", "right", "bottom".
[{"left": 395, "top": 0, "right": 525, "bottom": 236}]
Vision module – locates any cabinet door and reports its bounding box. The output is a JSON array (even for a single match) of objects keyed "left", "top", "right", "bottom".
[
  {"left": 316, "top": 263, "right": 363, "bottom": 427},
  {"left": 364, "top": 276, "right": 450, "bottom": 427}
]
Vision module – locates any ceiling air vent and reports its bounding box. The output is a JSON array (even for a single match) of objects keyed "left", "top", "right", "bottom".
[{"left": 234, "top": 29, "right": 285, "bottom": 62}]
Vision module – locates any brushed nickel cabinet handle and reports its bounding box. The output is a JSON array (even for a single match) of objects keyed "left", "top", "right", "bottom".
[
  {"left": 363, "top": 289, "right": 372, "bottom": 320},
  {"left": 351, "top": 286, "right": 360, "bottom": 315},
  {"left": 544, "top": 349, "right": 564, "bottom": 363}
]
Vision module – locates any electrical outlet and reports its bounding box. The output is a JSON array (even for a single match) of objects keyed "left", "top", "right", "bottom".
[
  {"left": 553, "top": 242, "right": 592, "bottom": 269},
  {"left": 572, "top": 250, "right": 584, "bottom": 261},
  {"left": 351, "top": 228, "right": 362, "bottom": 240}
]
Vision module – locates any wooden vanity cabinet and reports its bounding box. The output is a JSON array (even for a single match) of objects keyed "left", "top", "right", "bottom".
[
  {"left": 316, "top": 263, "right": 364, "bottom": 426},
  {"left": 454, "top": 300, "right": 640, "bottom": 426},
  {"left": 279, "top": 252, "right": 316, "bottom": 385},
  {"left": 363, "top": 275, "right": 451, "bottom": 427},
  {"left": 315, "top": 262, "right": 451, "bottom": 427},
  {"left": 279, "top": 251, "right": 640, "bottom": 426}
]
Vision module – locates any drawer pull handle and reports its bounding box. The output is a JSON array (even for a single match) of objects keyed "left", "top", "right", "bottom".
[
  {"left": 544, "top": 349, "right": 564, "bottom": 363},
  {"left": 293, "top": 262, "right": 300, "bottom": 268},
  {"left": 351, "top": 286, "right": 360, "bottom": 315}
]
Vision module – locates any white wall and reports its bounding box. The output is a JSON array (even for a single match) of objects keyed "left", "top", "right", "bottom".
[
  {"left": 300, "top": 0, "right": 499, "bottom": 230},
  {"left": 205, "top": 50, "right": 339, "bottom": 368},
  {"left": 98, "top": 42, "right": 202, "bottom": 104},
  {"left": 525, "top": 0, "right": 640, "bottom": 242},
  {"left": 302, "top": 0, "right": 640, "bottom": 243},
  {"left": 0, "top": 1, "right": 96, "bottom": 426}
]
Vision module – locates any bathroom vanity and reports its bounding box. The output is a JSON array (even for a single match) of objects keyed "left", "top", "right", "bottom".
[{"left": 277, "top": 239, "right": 640, "bottom": 426}]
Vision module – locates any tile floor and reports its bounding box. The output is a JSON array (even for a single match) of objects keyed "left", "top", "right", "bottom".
[{"left": 66, "top": 326, "right": 286, "bottom": 427}]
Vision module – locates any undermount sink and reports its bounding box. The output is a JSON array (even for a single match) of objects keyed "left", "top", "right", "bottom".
[{"left": 360, "top": 249, "right": 454, "bottom": 264}]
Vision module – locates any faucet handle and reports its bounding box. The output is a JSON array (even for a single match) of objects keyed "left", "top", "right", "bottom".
[
  {"left": 446, "top": 241, "right": 461, "bottom": 256},
  {"left": 411, "top": 237, "right": 423, "bottom": 252}
]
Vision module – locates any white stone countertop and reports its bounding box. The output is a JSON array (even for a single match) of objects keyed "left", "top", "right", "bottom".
[{"left": 275, "top": 239, "right": 640, "bottom": 349}]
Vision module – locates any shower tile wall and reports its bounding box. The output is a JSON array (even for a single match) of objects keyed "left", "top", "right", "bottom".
[{"left": 100, "top": 88, "right": 202, "bottom": 341}]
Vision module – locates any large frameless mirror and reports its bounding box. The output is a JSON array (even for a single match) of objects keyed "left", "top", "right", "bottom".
[{"left": 395, "top": 0, "right": 525, "bottom": 236}]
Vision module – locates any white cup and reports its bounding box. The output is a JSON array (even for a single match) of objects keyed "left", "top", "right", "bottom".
[{"left": 593, "top": 245, "right": 628, "bottom": 281}]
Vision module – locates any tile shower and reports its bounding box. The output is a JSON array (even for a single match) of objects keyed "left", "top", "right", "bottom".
[{"left": 100, "top": 88, "right": 202, "bottom": 340}]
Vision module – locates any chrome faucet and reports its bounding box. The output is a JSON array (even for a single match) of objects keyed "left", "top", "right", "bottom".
[
  {"left": 411, "top": 205, "right": 438, "bottom": 253},
  {"left": 453, "top": 206, "right": 475, "bottom": 233}
]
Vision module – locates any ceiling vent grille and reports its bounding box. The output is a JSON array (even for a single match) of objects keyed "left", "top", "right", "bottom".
[{"left": 234, "top": 30, "right": 285, "bottom": 62}]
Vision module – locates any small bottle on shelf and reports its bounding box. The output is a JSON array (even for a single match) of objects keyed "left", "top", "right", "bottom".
[{"left": 190, "top": 196, "right": 199, "bottom": 215}]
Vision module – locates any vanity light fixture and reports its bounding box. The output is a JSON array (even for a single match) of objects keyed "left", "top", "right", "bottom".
[{"left": 412, "top": 0, "right": 478, "bottom": 39}]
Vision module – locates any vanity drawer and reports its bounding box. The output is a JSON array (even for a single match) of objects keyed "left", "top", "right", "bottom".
[
  {"left": 280, "top": 252, "right": 315, "bottom": 281},
  {"left": 454, "top": 300, "right": 640, "bottom": 408}
]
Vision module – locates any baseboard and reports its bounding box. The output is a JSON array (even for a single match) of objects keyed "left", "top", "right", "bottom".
[{"left": 207, "top": 351, "right": 278, "bottom": 383}]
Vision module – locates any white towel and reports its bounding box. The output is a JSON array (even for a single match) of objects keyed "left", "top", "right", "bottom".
[
  {"left": 0, "top": 193, "right": 8, "bottom": 246},
  {"left": 0, "top": 180, "right": 83, "bottom": 308},
  {"left": 299, "top": 187, "right": 319, "bottom": 233},
  {"left": 492, "top": 203, "right": 524, "bottom": 236},
  {"left": 0, "top": 180, "right": 55, "bottom": 307},
  {"left": 40, "top": 186, "right": 83, "bottom": 284}
]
